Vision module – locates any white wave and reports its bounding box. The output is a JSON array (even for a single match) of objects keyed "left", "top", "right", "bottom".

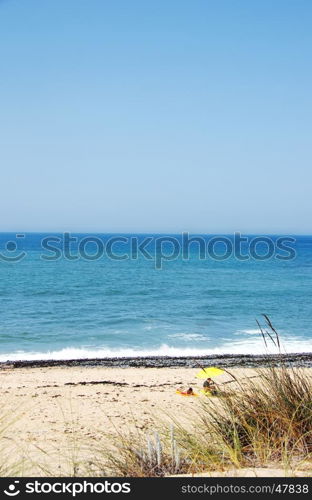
[
  {"left": 235, "top": 328, "right": 290, "bottom": 336},
  {"left": 0, "top": 338, "right": 311, "bottom": 362},
  {"left": 168, "top": 333, "right": 207, "bottom": 341},
  {"left": 235, "top": 329, "right": 263, "bottom": 335}
]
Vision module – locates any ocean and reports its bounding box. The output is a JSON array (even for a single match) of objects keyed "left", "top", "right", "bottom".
[{"left": 0, "top": 233, "right": 311, "bottom": 361}]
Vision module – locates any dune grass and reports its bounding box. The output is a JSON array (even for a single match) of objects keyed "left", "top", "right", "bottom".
[
  {"left": 0, "top": 407, "right": 27, "bottom": 476},
  {"left": 198, "top": 366, "right": 312, "bottom": 469},
  {"left": 88, "top": 425, "right": 191, "bottom": 477}
]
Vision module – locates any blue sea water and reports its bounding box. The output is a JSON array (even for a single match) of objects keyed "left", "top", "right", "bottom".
[{"left": 0, "top": 233, "right": 311, "bottom": 361}]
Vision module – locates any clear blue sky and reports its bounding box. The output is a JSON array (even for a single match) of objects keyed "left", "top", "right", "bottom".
[{"left": 0, "top": 0, "right": 311, "bottom": 233}]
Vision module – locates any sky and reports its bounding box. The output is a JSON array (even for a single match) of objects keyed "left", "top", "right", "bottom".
[{"left": 0, "top": 0, "right": 311, "bottom": 233}]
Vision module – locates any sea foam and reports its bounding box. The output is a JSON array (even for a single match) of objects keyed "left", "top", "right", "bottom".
[{"left": 0, "top": 337, "right": 311, "bottom": 362}]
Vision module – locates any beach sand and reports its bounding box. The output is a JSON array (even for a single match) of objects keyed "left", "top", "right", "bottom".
[{"left": 0, "top": 365, "right": 311, "bottom": 477}]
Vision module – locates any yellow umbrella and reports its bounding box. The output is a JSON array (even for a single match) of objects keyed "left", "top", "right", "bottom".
[{"left": 195, "top": 367, "right": 224, "bottom": 379}]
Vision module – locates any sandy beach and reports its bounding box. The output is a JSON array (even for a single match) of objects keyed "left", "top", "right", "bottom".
[
  {"left": 0, "top": 363, "right": 311, "bottom": 477},
  {"left": 1, "top": 365, "right": 205, "bottom": 476}
]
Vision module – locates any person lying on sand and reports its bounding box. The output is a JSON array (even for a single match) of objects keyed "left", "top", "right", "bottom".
[
  {"left": 203, "top": 377, "right": 218, "bottom": 395},
  {"left": 176, "top": 387, "right": 198, "bottom": 397}
]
